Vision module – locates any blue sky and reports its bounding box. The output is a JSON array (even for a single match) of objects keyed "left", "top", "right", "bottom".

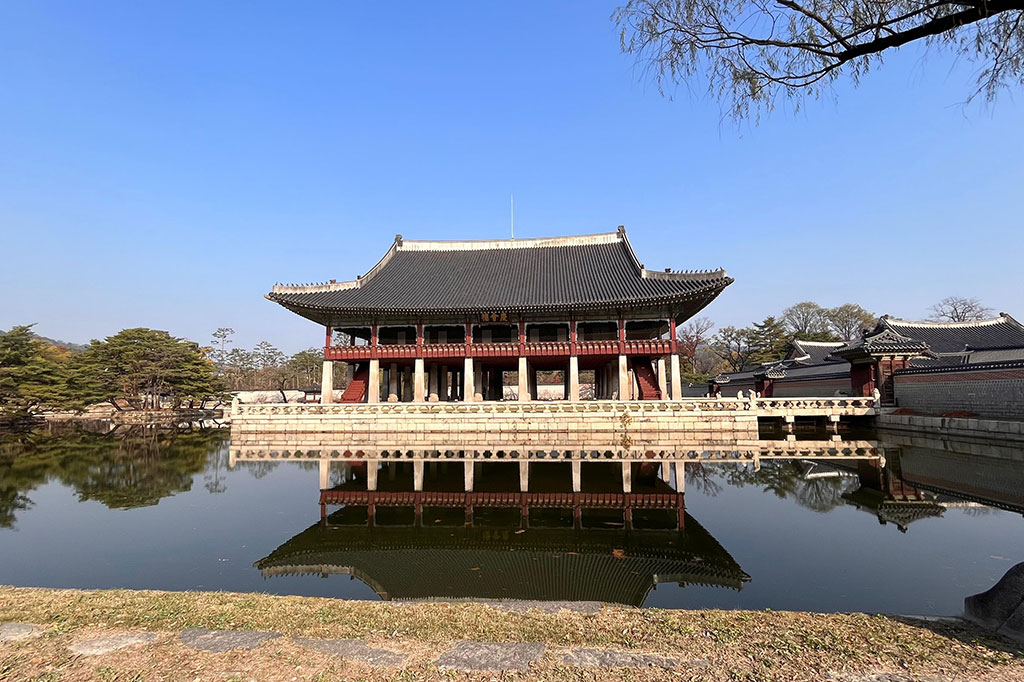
[{"left": 2, "top": 2, "right": 1021, "bottom": 353}]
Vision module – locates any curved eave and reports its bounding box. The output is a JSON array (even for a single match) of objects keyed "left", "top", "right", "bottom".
[{"left": 266, "top": 276, "right": 733, "bottom": 318}]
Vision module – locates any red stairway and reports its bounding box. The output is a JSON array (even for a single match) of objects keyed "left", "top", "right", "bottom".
[
  {"left": 632, "top": 360, "right": 663, "bottom": 400},
  {"left": 339, "top": 364, "right": 369, "bottom": 402}
]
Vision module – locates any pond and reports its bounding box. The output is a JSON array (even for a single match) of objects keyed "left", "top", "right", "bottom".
[{"left": 1, "top": 424, "right": 1021, "bottom": 615}]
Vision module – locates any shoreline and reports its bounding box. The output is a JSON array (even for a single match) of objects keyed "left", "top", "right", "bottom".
[{"left": 2, "top": 586, "right": 1022, "bottom": 680}]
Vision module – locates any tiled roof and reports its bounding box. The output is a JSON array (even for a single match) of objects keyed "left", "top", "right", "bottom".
[
  {"left": 266, "top": 229, "right": 732, "bottom": 318},
  {"left": 879, "top": 314, "right": 1024, "bottom": 353},
  {"left": 789, "top": 340, "right": 847, "bottom": 366},
  {"left": 831, "top": 328, "right": 931, "bottom": 358},
  {"left": 832, "top": 314, "right": 1024, "bottom": 360}
]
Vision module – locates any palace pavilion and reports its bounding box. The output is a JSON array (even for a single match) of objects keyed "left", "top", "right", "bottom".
[{"left": 267, "top": 227, "right": 732, "bottom": 404}]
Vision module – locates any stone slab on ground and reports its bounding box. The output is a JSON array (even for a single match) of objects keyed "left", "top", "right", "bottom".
[
  {"left": 437, "top": 641, "right": 545, "bottom": 671},
  {"left": 69, "top": 632, "right": 158, "bottom": 656},
  {"left": 965, "top": 562, "right": 1024, "bottom": 641},
  {"left": 559, "top": 647, "right": 692, "bottom": 669},
  {"left": 0, "top": 623, "right": 44, "bottom": 643},
  {"left": 292, "top": 637, "right": 406, "bottom": 667},
  {"left": 180, "top": 628, "right": 281, "bottom": 652}
]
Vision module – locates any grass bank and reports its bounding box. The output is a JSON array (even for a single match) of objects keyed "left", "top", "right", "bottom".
[{"left": 2, "top": 586, "right": 1022, "bottom": 681}]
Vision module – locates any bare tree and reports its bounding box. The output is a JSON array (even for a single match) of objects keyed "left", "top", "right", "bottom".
[
  {"left": 615, "top": 0, "right": 1024, "bottom": 120},
  {"left": 781, "top": 301, "right": 832, "bottom": 338},
  {"left": 929, "top": 296, "right": 994, "bottom": 322},
  {"left": 827, "top": 304, "right": 876, "bottom": 341},
  {"left": 710, "top": 326, "right": 757, "bottom": 372},
  {"left": 677, "top": 316, "right": 715, "bottom": 373}
]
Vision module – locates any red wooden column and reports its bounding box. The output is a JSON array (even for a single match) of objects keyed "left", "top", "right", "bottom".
[
  {"left": 518, "top": 320, "right": 527, "bottom": 353},
  {"left": 325, "top": 325, "right": 332, "bottom": 352},
  {"left": 617, "top": 318, "right": 626, "bottom": 354},
  {"left": 668, "top": 317, "right": 677, "bottom": 354},
  {"left": 370, "top": 325, "right": 379, "bottom": 357},
  {"left": 569, "top": 318, "right": 577, "bottom": 355}
]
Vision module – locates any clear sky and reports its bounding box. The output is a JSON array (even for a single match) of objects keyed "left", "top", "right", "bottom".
[{"left": 2, "top": 2, "right": 1021, "bottom": 354}]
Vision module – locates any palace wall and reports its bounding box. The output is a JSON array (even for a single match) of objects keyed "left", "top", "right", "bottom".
[{"left": 893, "top": 362, "right": 1024, "bottom": 420}]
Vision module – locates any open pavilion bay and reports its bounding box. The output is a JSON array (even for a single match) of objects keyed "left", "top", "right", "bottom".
[{"left": 1, "top": 424, "right": 1021, "bottom": 616}]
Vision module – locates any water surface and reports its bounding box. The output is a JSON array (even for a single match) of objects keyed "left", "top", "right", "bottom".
[{"left": 1, "top": 425, "right": 1021, "bottom": 615}]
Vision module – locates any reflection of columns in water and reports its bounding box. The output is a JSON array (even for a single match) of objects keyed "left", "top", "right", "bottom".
[
  {"left": 319, "top": 459, "right": 330, "bottom": 490},
  {"left": 571, "top": 460, "right": 581, "bottom": 492},
  {"left": 674, "top": 462, "right": 686, "bottom": 493},
  {"left": 661, "top": 461, "right": 671, "bottom": 481},
  {"left": 367, "top": 461, "right": 378, "bottom": 491},
  {"left": 413, "top": 460, "right": 424, "bottom": 491},
  {"left": 464, "top": 460, "right": 474, "bottom": 492},
  {"left": 621, "top": 461, "right": 632, "bottom": 493},
  {"left": 519, "top": 460, "right": 529, "bottom": 492}
]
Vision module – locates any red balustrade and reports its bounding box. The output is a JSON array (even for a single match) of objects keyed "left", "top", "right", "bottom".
[{"left": 324, "top": 338, "right": 672, "bottom": 361}]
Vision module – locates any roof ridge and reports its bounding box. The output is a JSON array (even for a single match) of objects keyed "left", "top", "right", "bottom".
[
  {"left": 793, "top": 340, "right": 846, "bottom": 347},
  {"left": 884, "top": 314, "right": 1011, "bottom": 329},
  {"left": 399, "top": 231, "right": 622, "bottom": 252}
]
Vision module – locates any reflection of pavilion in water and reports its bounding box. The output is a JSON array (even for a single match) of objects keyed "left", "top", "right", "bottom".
[
  {"left": 836, "top": 433, "right": 1024, "bottom": 531},
  {"left": 252, "top": 458, "right": 751, "bottom": 605}
]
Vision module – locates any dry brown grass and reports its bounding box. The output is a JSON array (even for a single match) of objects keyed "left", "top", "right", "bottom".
[{"left": 1, "top": 586, "right": 1022, "bottom": 681}]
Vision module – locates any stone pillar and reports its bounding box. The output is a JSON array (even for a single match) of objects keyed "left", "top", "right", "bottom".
[
  {"left": 413, "top": 460, "right": 424, "bottom": 492},
  {"left": 368, "top": 358, "right": 381, "bottom": 403},
  {"left": 428, "top": 364, "right": 439, "bottom": 401},
  {"left": 656, "top": 356, "right": 668, "bottom": 397},
  {"left": 321, "top": 360, "right": 334, "bottom": 404},
  {"left": 402, "top": 366, "right": 413, "bottom": 401},
  {"left": 388, "top": 363, "right": 400, "bottom": 402},
  {"left": 661, "top": 461, "right": 671, "bottom": 481},
  {"left": 463, "top": 357, "right": 474, "bottom": 402},
  {"left": 473, "top": 363, "right": 483, "bottom": 400},
  {"left": 670, "top": 353, "right": 683, "bottom": 400},
  {"left": 571, "top": 460, "right": 581, "bottom": 492},
  {"left": 568, "top": 356, "right": 580, "bottom": 401},
  {"left": 318, "top": 459, "right": 330, "bottom": 490},
  {"left": 617, "top": 354, "right": 629, "bottom": 401},
  {"left": 414, "top": 358, "right": 426, "bottom": 402},
  {"left": 519, "top": 461, "right": 529, "bottom": 492},
  {"left": 622, "top": 461, "right": 632, "bottom": 493},
  {"left": 367, "top": 462, "right": 378, "bottom": 491},
  {"left": 464, "top": 460, "right": 474, "bottom": 492},
  {"left": 674, "top": 462, "right": 686, "bottom": 492},
  {"left": 518, "top": 356, "right": 530, "bottom": 401}
]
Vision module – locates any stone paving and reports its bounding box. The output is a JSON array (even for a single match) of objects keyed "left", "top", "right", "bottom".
[
  {"left": 68, "top": 632, "right": 158, "bottom": 656},
  {"left": 0, "top": 622, "right": 44, "bottom": 643},
  {"left": 179, "top": 628, "right": 281, "bottom": 652},
  {"left": 436, "top": 641, "right": 546, "bottom": 671},
  {"left": 291, "top": 636, "right": 407, "bottom": 667}
]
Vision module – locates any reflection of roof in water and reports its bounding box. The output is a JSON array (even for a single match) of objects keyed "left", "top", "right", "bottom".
[
  {"left": 842, "top": 487, "right": 945, "bottom": 532},
  {"left": 897, "top": 447, "right": 1024, "bottom": 514},
  {"left": 254, "top": 514, "right": 749, "bottom": 606}
]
